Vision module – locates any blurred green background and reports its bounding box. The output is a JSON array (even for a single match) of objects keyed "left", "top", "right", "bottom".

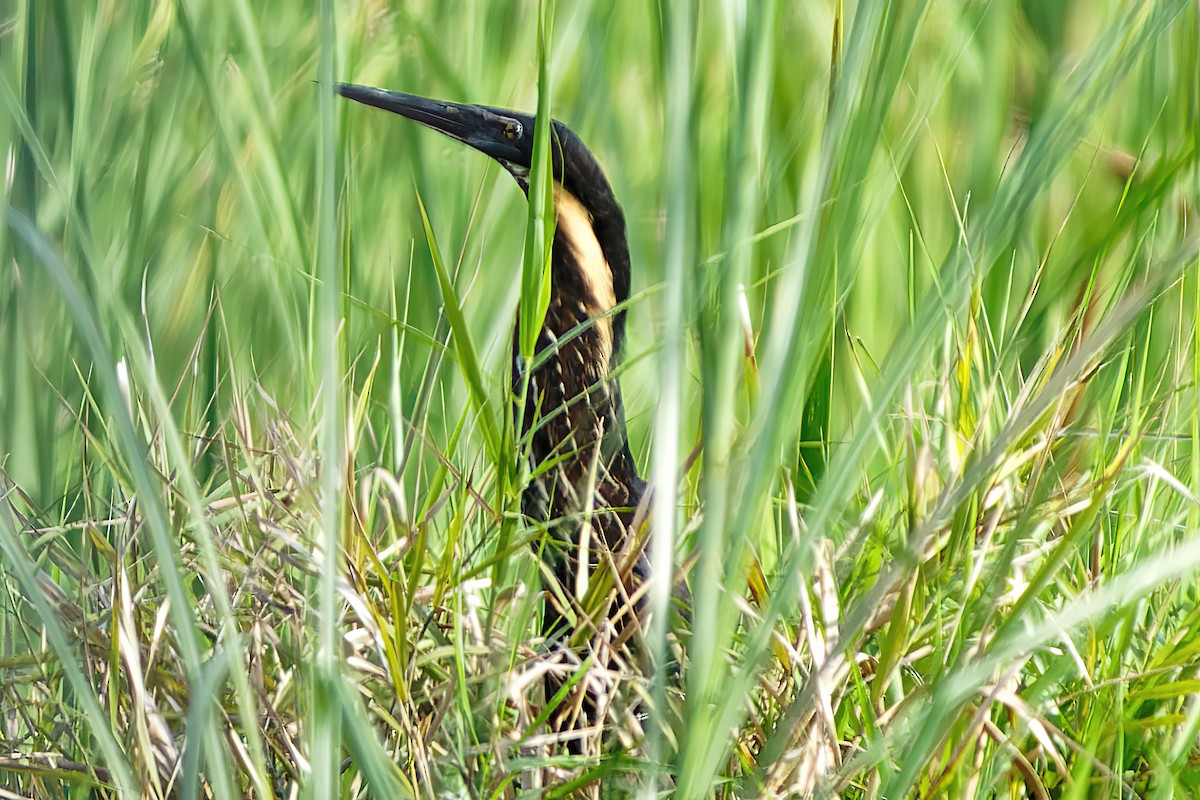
[{"left": 6, "top": 0, "right": 1191, "bottom": 507}]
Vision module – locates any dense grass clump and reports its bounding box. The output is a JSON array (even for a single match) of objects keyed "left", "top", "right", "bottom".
[{"left": 3, "top": 0, "right": 1200, "bottom": 797}]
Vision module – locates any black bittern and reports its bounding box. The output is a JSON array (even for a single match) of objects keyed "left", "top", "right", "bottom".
[{"left": 339, "top": 84, "right": 672, "bottom": 751}]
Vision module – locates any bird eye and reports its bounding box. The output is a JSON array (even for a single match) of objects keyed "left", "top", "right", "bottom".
[{"left": 503, "top": 121, "right": 521, "bottom": 141}]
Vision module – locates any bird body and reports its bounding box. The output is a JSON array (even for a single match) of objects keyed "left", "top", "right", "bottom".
[{"left": 518, "top": 179, "right": 648, "bottom": 627}]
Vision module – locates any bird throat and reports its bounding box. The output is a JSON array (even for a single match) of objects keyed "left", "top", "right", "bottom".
[{"left": 552, "top": 185, "right": 616, "bottom": 366}]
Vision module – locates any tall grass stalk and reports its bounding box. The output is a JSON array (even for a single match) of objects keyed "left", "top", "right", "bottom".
[
  {"left": 644, "top": 0, "right": 695, "bottom": 794},
  {"left": 310, "top": 0, "right": 343, "bottom": 796}
]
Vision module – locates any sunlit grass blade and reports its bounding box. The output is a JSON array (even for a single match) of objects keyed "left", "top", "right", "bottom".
[
  {"left": 415, "top": 190, "right": 501, "bottom": 461},
  {"left": 519, "top": 0, "right": 557, "bottom": 362},
  {"left": 310, "top": 0, "right": 344, "bottom": 796},
  {"left": 645, "top": 0, "right": 695, "bottom": 792},
  {"left": 679, "top": 0, "right": 780, "bottom": 794}
]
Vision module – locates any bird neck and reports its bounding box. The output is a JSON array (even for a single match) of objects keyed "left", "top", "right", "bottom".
[{"left": 516, "top": 184, "right": 642, "bottom": 522}]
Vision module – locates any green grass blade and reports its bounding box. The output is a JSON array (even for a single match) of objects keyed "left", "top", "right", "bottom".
[
  {"left": 415, "top": 190, "right": 501, "bottom": 460},
  {"left": 519, "top": 0, "right": 557, "bottom": 362}
]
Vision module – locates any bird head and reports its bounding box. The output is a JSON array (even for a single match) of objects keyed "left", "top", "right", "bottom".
[
  {"left": 338, "top": 85, "right": 537, "bottom": 183},
  {"left": 338, "top": 83, "right": 632, "bottom": 358}
]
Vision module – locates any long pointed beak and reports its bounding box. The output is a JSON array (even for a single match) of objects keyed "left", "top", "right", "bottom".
[
  {"left": 337, "top": 84, "right": 476, "bottom": 143},
  {"left": 337, "top": 83, "right": 527, "bottom": 165}
]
